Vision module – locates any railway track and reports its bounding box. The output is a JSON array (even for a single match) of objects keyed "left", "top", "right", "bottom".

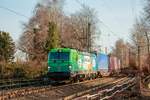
[
  {"left": 70, "top": 77, "right": 136, "bottom": 100},
  {"left": 1, "top": 77, "right": 133, "bottom": 100},
  {"left": 0, "top": 77, "right": 118, "bottom": 100}
]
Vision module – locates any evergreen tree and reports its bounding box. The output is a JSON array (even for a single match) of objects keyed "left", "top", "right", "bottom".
[
  {"left": 45, "top": 22, "right": 60, "bottom": 52},
  {"left": 0, "top": 31, "right": 15, "bottom": 62}
]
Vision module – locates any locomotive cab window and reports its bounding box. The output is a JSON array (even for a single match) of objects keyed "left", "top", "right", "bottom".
[{"left": 49, "top": 52, "right": 70, "bottom": 60}]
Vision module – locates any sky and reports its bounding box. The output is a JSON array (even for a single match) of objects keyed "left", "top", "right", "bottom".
[{"left": 0, "top": 0, "right": 144, "bottom": 52}]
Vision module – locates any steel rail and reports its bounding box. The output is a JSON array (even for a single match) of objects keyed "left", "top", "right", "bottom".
[
  {"left": 73, "top": 77, "right": 135, "bottom": 100},
  {"left": 64, "top": 77, "right": 129, "bottom": 100},
  {"left": 0, "top": 78, "right": 115, "bottom": 100},
  {"left": 100, "top": 78, "right": 136, "bottom": 100}
]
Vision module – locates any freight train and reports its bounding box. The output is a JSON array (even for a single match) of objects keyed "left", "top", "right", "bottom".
[{"left": 47, "top": 48, "right": 120, "bottom": 82}]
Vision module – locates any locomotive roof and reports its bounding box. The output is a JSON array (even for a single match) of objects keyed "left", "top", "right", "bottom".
[{"left": 50, "top": 48, "right": 77, "bottom": 52}]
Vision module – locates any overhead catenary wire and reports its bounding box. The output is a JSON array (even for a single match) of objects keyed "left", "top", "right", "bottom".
[
  {"left": 81, "top": 2, "right": 138, "bottom": 48},
  {"left": 100, "top": 0, "right": 135, "bottom": 41},
  {"left": 75, "top": 0, "right": 130, "bottom": 51},
  {"left": 75, "top": 0, "right": 123, "bottom": 53},
  {"left": 75, "top": 0, "right": 127, "bottom": 40},
  {"left": 104, "top": 0, "right": 139, "bottom": 41},
  {"left": 101, "top": 0, "right": 122, "bottom": 30},
  {"left": 131, "top": 0, "right": 137, "bottom": 19},
  {"left": 75, "top": 0, "right": 146, "bottom": 57},
  {"left": 0, "top": 5, "right": 29, "bottom": 19},
  {"left": 0, "top": 0, "right": 140, "bottom": 51}
]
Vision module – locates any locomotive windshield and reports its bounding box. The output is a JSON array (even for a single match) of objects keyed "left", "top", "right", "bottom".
[{"left": 49, "top": 52, "right": 70, "bottom": 60}]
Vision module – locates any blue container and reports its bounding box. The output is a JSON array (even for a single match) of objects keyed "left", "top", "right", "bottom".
[{"left": 96, "top": 53, "right": 109, "bottom": 72}]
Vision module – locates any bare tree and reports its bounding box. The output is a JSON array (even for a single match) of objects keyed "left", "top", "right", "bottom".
[
  {"left": 19, "top": 0, "right": 64, "bottom": 61},
  {"left": 19, "top": 0, "right": 99, "bottom": 62},
  {"left": 69, "top": 5, "right": 98, "bottom": 51},
  {"left": 131, "top": 18, "right": 150, "bottom": 73},
  {"left": 112, "top": 39, "right": 128, "bottom": 68}
]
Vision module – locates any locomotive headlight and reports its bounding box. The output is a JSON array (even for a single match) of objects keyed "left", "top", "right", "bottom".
[
  {"left": 48, "top": 66, "right": 51, "bottom": 69},
  {"left": 69, "top": 66, "right": 72, "bottom": 69}
]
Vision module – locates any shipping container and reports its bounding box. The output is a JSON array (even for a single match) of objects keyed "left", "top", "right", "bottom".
[
  {"left": 109, "top": 56, "right": 120, "bottom": 73},
  {"left": 78, "top": 52, "right": 97, "bottom": 73},
  {"left": 96, "top": 53, "right": 109, "bottom": 76}
]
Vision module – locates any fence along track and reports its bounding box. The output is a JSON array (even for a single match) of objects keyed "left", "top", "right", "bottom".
[
  {"left": 0, "top": 79, "right": 50, "bottom": 90},
  {"left": 0, "top": 77, "right": 115, "bottom": 100}
]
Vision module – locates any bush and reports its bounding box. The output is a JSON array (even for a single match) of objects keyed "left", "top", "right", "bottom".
[
  {"left": 23, "top": 61, "right": 47, "bottom": 79},
  {"left": 0, "top": 61, "right": 48, "bottom": 80},
  {"left": 0, "top": 62, "right": 14, "bottom": 79}
]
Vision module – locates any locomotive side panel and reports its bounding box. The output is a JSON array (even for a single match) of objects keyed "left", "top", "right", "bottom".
[{"left": 91, "top": 54, "right": 97, "bottom": 72}]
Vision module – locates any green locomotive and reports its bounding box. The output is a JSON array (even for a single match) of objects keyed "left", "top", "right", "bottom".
[{"left": 48, "top": 48, "right": 97, "bottom": 82}]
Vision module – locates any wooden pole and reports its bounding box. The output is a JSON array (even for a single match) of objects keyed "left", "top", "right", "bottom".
[
  {"left": 145, "top": 32, "right": 150, "bottom": 54},
  {"left": 138, "top": 45, "right": 141, "bottom": 72},
  {"left": 87, "top": 22, "right": 91, "bottom": 52}
]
